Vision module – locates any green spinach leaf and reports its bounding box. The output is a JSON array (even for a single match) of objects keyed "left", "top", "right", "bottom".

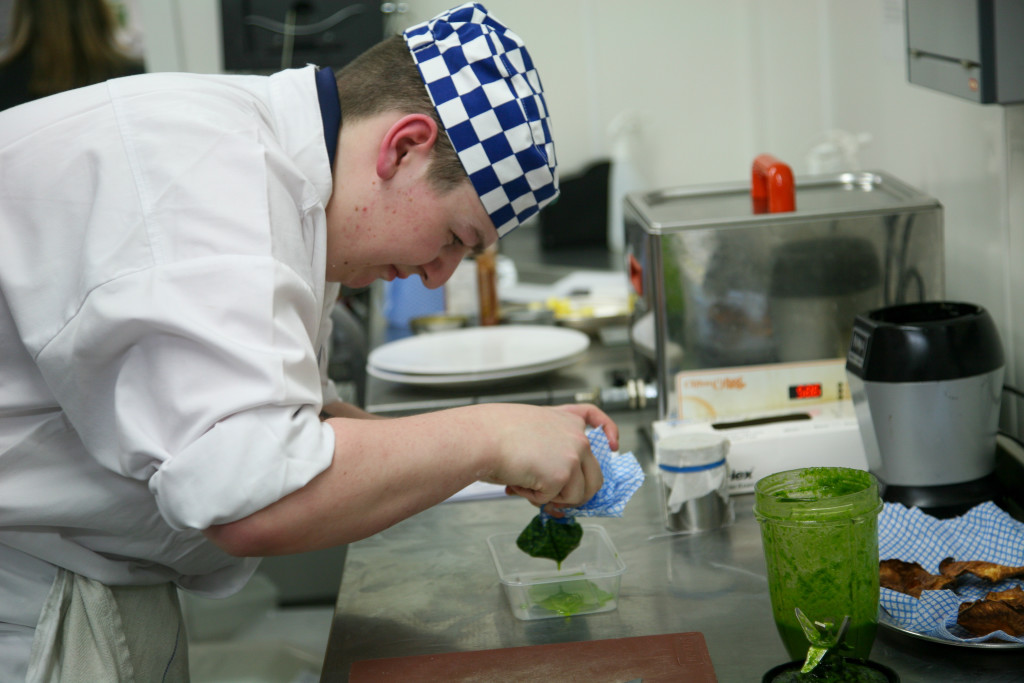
[{"left": 516, "top": 515, "right": 583, "bottom": 568}]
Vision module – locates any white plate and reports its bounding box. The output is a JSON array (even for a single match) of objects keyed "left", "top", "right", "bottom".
[
  {"left": 367, "top": 325, "right": 590, "bottom": 376},
  {"left": 367, "top": 350, "right": 586, "bottom": 388}
]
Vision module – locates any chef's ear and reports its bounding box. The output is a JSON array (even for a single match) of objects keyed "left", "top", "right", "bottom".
[{"left": 376, "top": 114, "right": 438, "bottom": 180}]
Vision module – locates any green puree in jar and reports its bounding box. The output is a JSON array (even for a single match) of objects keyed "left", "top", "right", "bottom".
[
  {"left": 755, "top": 468, "right": 882, "bottom": 662},
  {"left": 771, "top": 468, "right": 868, "bottom": 503},
  {"left": 769, "top": 660, "right": 890, "bottom": 682}
]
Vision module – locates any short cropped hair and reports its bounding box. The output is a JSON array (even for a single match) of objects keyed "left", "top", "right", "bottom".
[{"left": 335, "top": 35, "right": 466, "bottom": 193}]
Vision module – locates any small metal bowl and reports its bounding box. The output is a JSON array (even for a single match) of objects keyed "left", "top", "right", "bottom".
[{"left": 410, "top": 314, "right": 469, "bottom": 334}]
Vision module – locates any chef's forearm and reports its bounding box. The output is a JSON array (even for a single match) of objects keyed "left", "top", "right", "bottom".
[
  {"left": 202, "top": 406, "right": 496, "bottom": 557},
  {"left": 202, "top": 402, "right": 604, "bottom": 558}
]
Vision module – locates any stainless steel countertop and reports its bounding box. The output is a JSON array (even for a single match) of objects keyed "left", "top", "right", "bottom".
[{"left": 320, "top": 409, "right": 1024, "bottom": 681}]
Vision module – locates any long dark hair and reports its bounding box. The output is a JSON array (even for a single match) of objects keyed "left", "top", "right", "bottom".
[{"left": 0, "top": 0, "right": 143, "bottom": 96}]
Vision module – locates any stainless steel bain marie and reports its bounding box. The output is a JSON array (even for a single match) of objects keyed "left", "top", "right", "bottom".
[{"left": 624, "top": 170, "right": 944, "bottom": 419}]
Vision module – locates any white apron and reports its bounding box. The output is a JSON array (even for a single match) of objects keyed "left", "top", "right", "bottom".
[{"left": 26, "top": 571, "right": 189, "bottom": 683}]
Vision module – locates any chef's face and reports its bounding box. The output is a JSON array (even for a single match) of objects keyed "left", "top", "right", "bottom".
[{"left": 323, "top": 175, "right": 498, "bottom": 289}]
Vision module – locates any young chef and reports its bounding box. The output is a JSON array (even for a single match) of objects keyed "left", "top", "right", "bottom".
[{"left": 0, "top": 3, "right": 615, "bottom": 679}]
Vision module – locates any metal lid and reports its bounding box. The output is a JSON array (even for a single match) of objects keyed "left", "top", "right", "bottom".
[{"left": 626, "top": 171, "right": 941, "bottom": 234}]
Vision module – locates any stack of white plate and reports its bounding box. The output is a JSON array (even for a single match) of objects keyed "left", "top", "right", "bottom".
[{"left": 367, "top": 325, "right": 591, "bottom": 388}]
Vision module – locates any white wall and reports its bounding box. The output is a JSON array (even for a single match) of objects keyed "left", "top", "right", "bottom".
[
  {"left": 135, "top": 0, "right": 221, "bottom": 73},
  {"left": 140, "top": 0, "right": 1024, "bottom": 410},
  {"left": 398, "top": 0, "right": 828, "bottom": 185},
  {"left": 822, "top": 0, "right": 1024, "bottom": 425}
]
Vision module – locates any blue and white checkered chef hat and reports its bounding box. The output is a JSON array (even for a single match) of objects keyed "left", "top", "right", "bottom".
[{"left": 403, "top": 2, "right": 559, "bottom": 237}]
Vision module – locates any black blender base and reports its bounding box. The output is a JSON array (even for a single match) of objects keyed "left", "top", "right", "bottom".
[{"left": 881, "top": 474, "right": 1002, "bottom": 519}]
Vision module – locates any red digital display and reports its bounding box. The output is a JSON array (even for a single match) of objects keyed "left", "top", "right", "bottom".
[{"left": 789, "top": 383, "right": 823, "bottom": 400}]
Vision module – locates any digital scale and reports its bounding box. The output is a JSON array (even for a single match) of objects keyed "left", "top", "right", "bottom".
[
  {"left": 673, "top": 359, "right": 850, "bottom": 422},
  {"left": 658, "top": 359, "right": 868, "bottom": 494}
]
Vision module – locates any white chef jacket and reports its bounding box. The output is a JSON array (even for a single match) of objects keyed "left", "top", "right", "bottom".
[{"left": 0, "top": 65, "right": 339, "bottom": 671}]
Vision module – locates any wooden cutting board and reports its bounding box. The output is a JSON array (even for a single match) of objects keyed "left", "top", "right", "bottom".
[{"left": 348, "top": 631, "right": 717, "bottom": 682}]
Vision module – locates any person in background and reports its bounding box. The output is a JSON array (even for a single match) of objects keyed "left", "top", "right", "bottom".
[
  {"left": 0, "top": 3, "right": 612, "bottom": 680},
  {"left": 0, "top": 0, "right": 144, "bottom": 112}
]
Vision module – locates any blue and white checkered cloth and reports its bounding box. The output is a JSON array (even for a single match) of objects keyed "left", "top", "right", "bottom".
[
  {"left": 540, "top": 426, "right": 644, "bottom": 522},
  {"left": 879, "top": 501, "right": 1024, "bottom": 643},
  {"left": 404, "top": 2, "right": 559, "bottom": 238}
]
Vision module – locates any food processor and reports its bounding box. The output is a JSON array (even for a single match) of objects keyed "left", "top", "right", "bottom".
[{"left": 845, "top": 301, "right": 1005, "bottom": 516}]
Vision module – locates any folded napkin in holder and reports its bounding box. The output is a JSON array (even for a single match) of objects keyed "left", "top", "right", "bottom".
[{"left": 655, "top": 432, "right": 733, "bottom": 533}]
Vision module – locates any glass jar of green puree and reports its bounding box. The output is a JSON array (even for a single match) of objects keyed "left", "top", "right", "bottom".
[{"left": 754, "top": 467, "right": 882, "bottom": 661}]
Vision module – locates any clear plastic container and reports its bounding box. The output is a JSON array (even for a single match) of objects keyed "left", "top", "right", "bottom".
[{"left": 487, "top": 524, "right": 626, "bottom": 621}]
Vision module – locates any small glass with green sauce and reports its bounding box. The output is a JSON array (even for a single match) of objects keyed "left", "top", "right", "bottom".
[{"left": 754, "top": 467, "right": 882, "bottom": 662}]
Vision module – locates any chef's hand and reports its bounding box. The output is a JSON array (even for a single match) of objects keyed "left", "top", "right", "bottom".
[
  {"left": 552, "top": 403, "right": 620, "bottom": 451},
  {"left": 486, "top": 403, "right": 613, "bottom": 509}
]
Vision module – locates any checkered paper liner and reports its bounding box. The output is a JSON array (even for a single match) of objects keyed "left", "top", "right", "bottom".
[
  {"left": 540, "top": 426, "right": 644, "bottom": 521},
  {"left": 404, "top": 2, "right": 558, "bottom": 237},
  {"left": 879, "top": 501, "right": 1024, "bottom": 643}
]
